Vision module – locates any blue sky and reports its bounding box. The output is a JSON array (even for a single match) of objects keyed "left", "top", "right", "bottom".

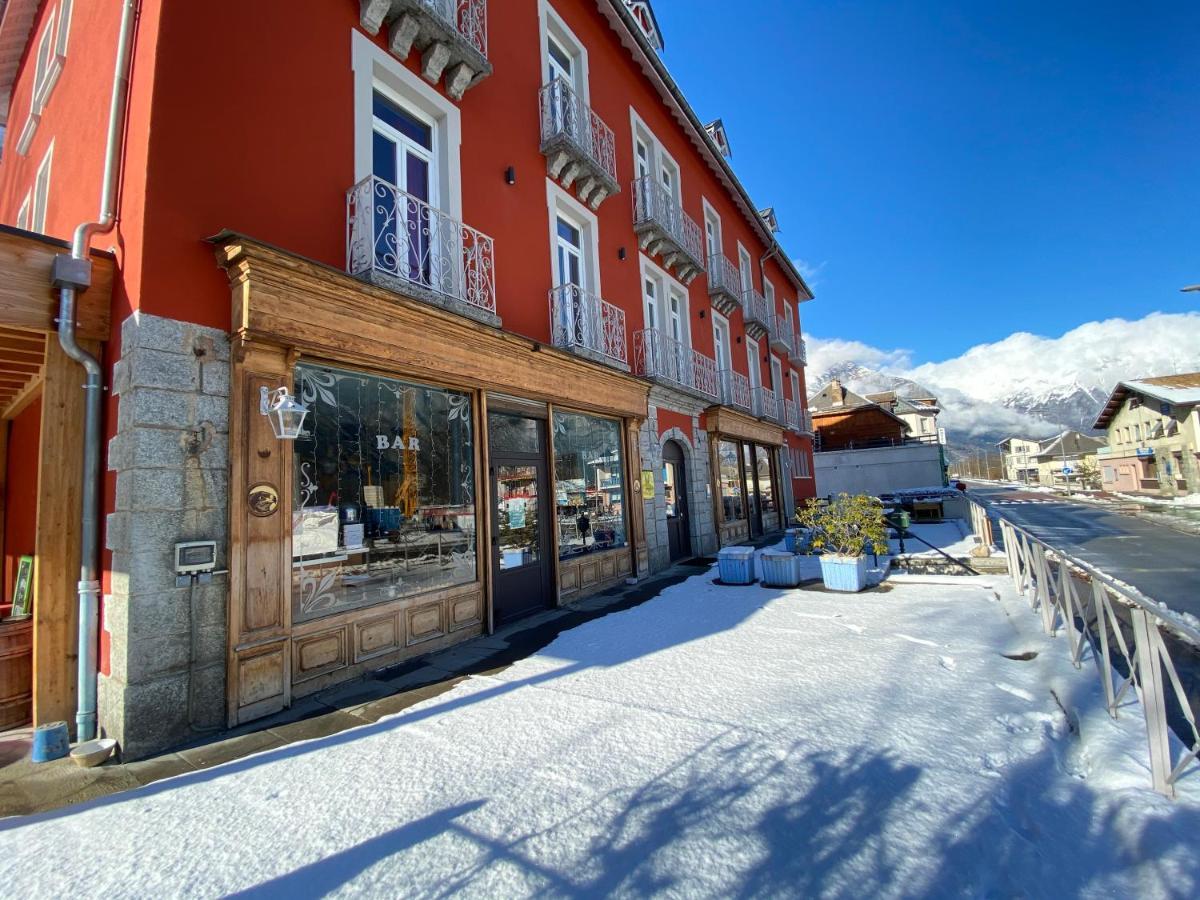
[{"left": 655, "top": 0, "right": 1200, "bottom": 364}]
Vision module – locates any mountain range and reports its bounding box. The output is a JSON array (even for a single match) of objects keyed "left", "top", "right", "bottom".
[{"left": 805, "top": 312, "right": 1200, "bottom": 452}]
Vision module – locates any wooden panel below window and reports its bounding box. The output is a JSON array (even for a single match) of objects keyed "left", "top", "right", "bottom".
[
  {"left": 293, "top": 627, "right": 348, "bottom": 683},
  {"left": 235, "top": 641, "right": 288, "bottom": 723},
  {"left": 354, "top": 612, "right": 403, "bottom": 663},
  {"left": 449, "top": 593, "right": 482, "bottom": 632},
  {"left": 720, "top": 520, "right": 749, "bottom": 546},
  {"left": 406, "top": 601, "right": 446, "bottom": 646},
  {"left": 558, "top": 547, "right": 632, "bottom": 602}
]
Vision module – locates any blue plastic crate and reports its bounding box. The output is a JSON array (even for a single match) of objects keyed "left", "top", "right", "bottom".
[
  {"left": 761, "top": 550, "right": 804, "bottom": 587},
  {"left": 819, "top": 555, "right": 870, "bottom": 592},
  {"left": 784, "top": 528, "right": 812, "bottom": 553},
  {"left": 717, "top": 546, "right": 755, "bottom": 585}
]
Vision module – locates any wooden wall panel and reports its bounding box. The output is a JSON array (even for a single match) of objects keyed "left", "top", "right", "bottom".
[
  {"left": 293, "top": 627, "right": 348, "bottom": 683},
  {"left": 354, "top": 612, "right": 402, "bottom": 663},
  {"left": 449, "top": 593, "right": 482, "bottom": 632},
  {"left": 406, "top": 601, "right": 445, "bottom": 646}
]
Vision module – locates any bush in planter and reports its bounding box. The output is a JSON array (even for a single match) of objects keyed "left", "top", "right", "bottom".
[{"left": 795, "top": 494, "right": 889, "bottom": 592}]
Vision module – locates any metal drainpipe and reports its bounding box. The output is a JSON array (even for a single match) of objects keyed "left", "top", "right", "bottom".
[{"left": 50, "top": 0, "right": 139, "bottom": 743}]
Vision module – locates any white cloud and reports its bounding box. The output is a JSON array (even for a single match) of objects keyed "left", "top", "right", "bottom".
[
  {"left": 805, "top": 336, "right": 912, "bottom": 377},
  {"left": 792, "top": 258, "right": 826, "bottom": 288}
]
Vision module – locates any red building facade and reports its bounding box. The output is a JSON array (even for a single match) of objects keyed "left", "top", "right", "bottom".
[{"left": 0, "top": 0, "right": 815, "bottom": 755}]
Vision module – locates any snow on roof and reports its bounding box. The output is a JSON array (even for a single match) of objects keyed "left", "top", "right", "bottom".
[
  {"left": 1093, "top": 372, "right": 1200, "bottom": 429},
  {"left": 1033, "top": 431, "right": 1106, "bottom": 459}
]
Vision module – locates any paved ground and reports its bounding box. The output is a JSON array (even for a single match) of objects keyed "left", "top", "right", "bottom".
[{"left": 967, "top": 482, "right": 1200, "bottom": 618}]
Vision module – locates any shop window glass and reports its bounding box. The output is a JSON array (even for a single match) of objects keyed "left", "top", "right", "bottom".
[
  {"left": 756, "top": 445, "right": 777, "bottom": 518},
  {"left": 719, "top": 440, "right": 745, "bottom": 521},
  {"left": 291, "top": 363, "right": 475, "bottom": 624},
  {"left": 489, "top": 412, "right": 541, "bottom": 454},
  {"left": 553, "top": 411, "right": 627, "bottom": 558}
]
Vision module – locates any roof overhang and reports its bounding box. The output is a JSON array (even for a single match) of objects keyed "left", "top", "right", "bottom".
[{"left": 595, "top": 0, "right": 815, "bottom": 301}]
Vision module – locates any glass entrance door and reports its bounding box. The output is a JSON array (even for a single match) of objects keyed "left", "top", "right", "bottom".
[{"left": 489, "top": 413, "right": 552, "bottom": 623}]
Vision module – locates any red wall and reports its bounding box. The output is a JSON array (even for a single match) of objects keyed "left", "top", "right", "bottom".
[{"left": 3, "top": 400, "right": 41, "bottom": 614}]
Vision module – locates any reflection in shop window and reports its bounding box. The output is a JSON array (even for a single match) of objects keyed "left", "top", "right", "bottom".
[
  {"left": 756, "top": 445, "right": 777, "bottom": 516},
  {"left": 553, "top": 411, "right": 627, "bottom": 558},
  {"left": 291, "top": 363, "right": 475, "bottom": 624},
  {"left": 719, "top": 440, "right": 745, "bottom": 520}
]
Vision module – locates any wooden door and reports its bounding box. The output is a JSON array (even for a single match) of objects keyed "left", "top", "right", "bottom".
[{"left": 663, "top": 440, "right": 691, "bottom": 561}]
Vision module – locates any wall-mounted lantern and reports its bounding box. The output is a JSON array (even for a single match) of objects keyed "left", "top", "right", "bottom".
[{"left": 260, "top": 386, "right": 309, "bottom": 440}]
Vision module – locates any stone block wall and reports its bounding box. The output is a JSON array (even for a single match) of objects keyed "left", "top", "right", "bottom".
[{"left": 100, "top": 313, "right": 231, "bottom": 758}]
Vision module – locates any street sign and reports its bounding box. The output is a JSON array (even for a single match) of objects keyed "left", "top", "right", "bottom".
[{"left": 1062, "top": 466, "right": 1073, "bottom": 475}]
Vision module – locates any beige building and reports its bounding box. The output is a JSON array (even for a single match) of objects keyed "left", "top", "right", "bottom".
[
  {"left": 998, "top": 437, "right": 1043, "bottom": 483},
  {"left": 1093, "top": 374, "right": 1200, "bottom": 496},
  {"left": 866, "top": 391, "right": 941, "bottom": 443},
  {"left": 1031, "top": 431, "right": 1106, "bottom": 488}
]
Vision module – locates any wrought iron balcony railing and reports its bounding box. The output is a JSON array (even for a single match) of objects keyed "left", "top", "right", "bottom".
[
  {"left": 347, "top": 176, "right": 497, "bottom": 321},
  {"left": 793, "top": 334, "right": 807, "bottom": 365},
  {"left": 799, "top": 408, "right": 814, "bottom": 434},
  {"left": 706, "top": 253, "right": 742, "bottom": 317},
  {"left": 633, "top": 328, "right": 718, "bottom": 402},
  {"left": 752, "top": 385, "right": 781, "bottom": 422},
  {"left": 540, "top": 78, "right": 619, "bottom": 209},
  {"left": 768, "top": 314, "right": 794, "bottom": 355},
  {"left": 632, "top": 175, "right": 705, "bottom": 282},
  {"left": 741, "top": 288, "right": 769, "bottom": 339},
  {"left": 549, "top": 284, "right": 627, "bottom": 369},
  {"left": 785, "top": 399, "right": 800, "bottom": 432},
  {"left": 361, "top": 0, "right": 492, "bottom": 100},
  {"left": 719, "top": 369, "right": 751, "bottom": 412}
]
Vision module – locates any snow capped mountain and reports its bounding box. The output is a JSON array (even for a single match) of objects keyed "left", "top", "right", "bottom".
[{"left": 806, "top": 312, "right": 1200, "bottom": 447}]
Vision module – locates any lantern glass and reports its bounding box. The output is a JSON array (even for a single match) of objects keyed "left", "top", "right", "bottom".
[{"left": 261, "top": 387, "right": 309, "bottom": 441}]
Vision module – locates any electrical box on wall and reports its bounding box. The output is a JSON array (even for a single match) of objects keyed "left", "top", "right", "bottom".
[{"left": 174, "top": 541, "right": 217, "bottom": 576}]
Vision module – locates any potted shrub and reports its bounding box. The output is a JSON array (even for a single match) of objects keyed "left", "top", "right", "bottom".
[{"left": 796, "top": 494, "right": 889, "bottom": 592}]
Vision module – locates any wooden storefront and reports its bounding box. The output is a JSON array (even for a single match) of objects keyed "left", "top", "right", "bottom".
[
  {"left": 0, "top": 226, "right": 112, "bottom": 733},
  {"left": 214, "top": 234, "right": 651, "bottom": 726},
  {"left": 706, "top": 406, "right": 786, "bottom": 546}
]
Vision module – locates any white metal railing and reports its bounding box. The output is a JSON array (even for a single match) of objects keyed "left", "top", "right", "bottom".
[
  {"left": 719, "top": 369, "right": 751, "bottom": 412},
  {"left": 539, "top": 77, "right": 617, "bottom": 187},
  {"left": 965, "top": 494, "right": 1200, "bottom": 798},
  {"left": 798, "top": 408, "right": 813, "bottom": 433},
  {"left": 415, "top": 0, "right": 488, "bottom": 57},
  {"left": 632, "top": 175, "right": 705, "bottom": 269},
  {"left": 633, "top": 328, "right": 718, "bottom": 400},
  {"left": 768, "top": 314, "right": 794, "bottom": 353},
  {"left": 742, "top": 289, "right": 769, "bottom": 328},
  {"left": 752, "top": 385, "right": 780, "bottom": 422},
  {"left": 707, "top": 253, "right": 741, "bottom": 302},
  {"left": 785, "top": 399, "right": 799, "bottom": 432},
  {"left": 549, "top": 284, "right": 627, "bottom": 366},
  {"left": 347, "top": 176, "right": 496, "bottom": 314},
  {"left": 794, "top": 334, "right": 807, "bottom": 365}
]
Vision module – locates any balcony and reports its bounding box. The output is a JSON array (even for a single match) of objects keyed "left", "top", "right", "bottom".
[
  {"left": 718, "top": 369, "right": 751, "bottom": 413},
  {"left": 347, "top": 176, "right": 499, "bottom": 327},
  {"left": 768, "top": 314, "right": 793, "bottom": 355},
  {"left": 706, "top": 253, "right": 742, "bottom": 318},
  {"left": 741, "top": 289, "right": 769, "bottom": 341},
  {"left": 793, "top": 334, "right": 807, "bottom": 365},
  {"left": 784, "top": 399, "right": 799, "bottom": 432},
  {"left": 633, "top": 328, "right": 718, "bottom": 403},
  {"left": 360, "top": 0, "right": 492, "bottom": 100},
  {"left": 549, "top": 284, "right": 628, "bottom": 371},
  {"left": 752, "top": 386, "right": 781, "bottom": 423},
  {"left": 632, "top": 175, "right": 705, "bottom": 283},
  {"left": 798, "top": 408, "right": 814, "bottom": 435},
  {"left": 540, "top": 79, "right": 619, "bottom": 211}
]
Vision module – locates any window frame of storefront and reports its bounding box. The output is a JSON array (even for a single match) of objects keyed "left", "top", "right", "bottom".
[{"left": 707, "top": 428, "right": 786, "bottom": 547}]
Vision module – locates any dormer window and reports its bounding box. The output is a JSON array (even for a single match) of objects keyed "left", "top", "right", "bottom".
[{"left": 624, "top": 1, "right": 664, "bottom": 51}]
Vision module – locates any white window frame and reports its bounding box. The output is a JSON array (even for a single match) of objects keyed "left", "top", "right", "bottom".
[
  {"left": 764, "top": 278, "right": 776, "bottom": 316},
  {"left": 31, "top": 9, "right": 56, "bottom": 114},
  {"left": 784, "top": 301, "right": 794, "bottom": 340},
  {"left": 702, "top": 198, "right": 722, "bottom": 261},
  {"left": 711, "top": 311, "right": 731, "bottom": 373},
  {"left": 770, "top": 354, "right": 783, "bottom": 396},
  {"left": 737, "top": 243, "right": 754, "bottom": 293},
  {"left": 790, "top": 371, "right": 801, "bottom": 405},
  {"left": 639, "top": 254, "right": 688, "bottom": 341},
  {"left": 16, "top": 192, "right": 31, "bottom": 231},
  {"left": 546, "top": 179, "right": 600, "bottom": 295},
  {"left": 352, "top": 30, "right": 462, "bottom": 220},
  {"left": 32, "top": 143, "right": 53, "bottom": 233},
  {"left": 746, "top": 337, "right": 761, "bottom": 390},
  {"left": 629, "top": 108, "right": 680, "bottom": 204},
  {"left": 372, "top": 94, "right": 439, "bottom": 208},
  {"left": 538, "top": 2, "right": 590, "bottom": 99}
]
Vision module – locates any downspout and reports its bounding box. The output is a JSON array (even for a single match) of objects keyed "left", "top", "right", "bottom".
[{"left": 49, "top": 0, "right": 139, "bottom": 743}]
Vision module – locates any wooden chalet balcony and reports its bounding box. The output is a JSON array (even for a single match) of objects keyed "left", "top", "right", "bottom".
[
  {"left": 632, "top": 175, "right": 705, "bottom": 283},
  {"left": 346, "top": 176, "right": 499, "bottom": 327},
  {"left": 768, "top": 313, "right": 793, "bottom": 355},
  {"left": 793, "top": 334, "right": 807, "bottom": 365},
  {"left": 360, "top": 0, "right": 492, "bottom": 100},
  {"left": 741, "top": 289, "right": 769, "bottom": 340},
  {"left": 718, "top": 369, "right": 752, "bottom": 413},
  {"left": 549, "top": 284, "right": 629, "bottom": 371},
  {"left": 540, "top": 78, "right": 619, "bottom": 210},
  {"left": 633, "top": 327, "right": 718, "bottom": 403},
  {"left": 752, "top": 385, "right": 782, "bottom": 423},
  {"left": 706, "top": 253, "right": 742, "bottom": 318}
]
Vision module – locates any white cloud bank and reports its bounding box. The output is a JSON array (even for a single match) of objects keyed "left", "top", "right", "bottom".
[{"left": 805, "top": 312, "right": 1200, "bottom": 441}]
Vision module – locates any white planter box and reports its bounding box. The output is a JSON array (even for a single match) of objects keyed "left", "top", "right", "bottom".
[
  {"left": 761, "top": 550, "right": 804, "bottom": 587},
  {"left": 819, "top": 555, "right": 869, "bottom": 592}
]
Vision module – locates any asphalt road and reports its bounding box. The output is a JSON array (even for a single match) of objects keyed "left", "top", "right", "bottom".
[{"left": 966, "top": 482, "right": 1200, "bottom": 619}]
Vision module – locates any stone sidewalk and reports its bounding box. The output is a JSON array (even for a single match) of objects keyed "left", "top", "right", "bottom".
[{"left": 0, "top": 553, "right": 741, "bottom": 819}]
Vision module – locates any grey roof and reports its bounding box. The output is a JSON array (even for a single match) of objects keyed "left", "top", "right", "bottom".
[{"left": 1034, "top": 431, "right": 1107, "bottom": 460}]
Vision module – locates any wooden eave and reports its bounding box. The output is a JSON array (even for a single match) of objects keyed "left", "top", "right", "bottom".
[
  {"left": 210, "top": 232, "right": 651, "bottom": 422},
  {"left": 0, "top": 225, "right": 113, "bottom": 341},
  {"left": 705, "top": 405, "right": 785, "bottom": 447}
]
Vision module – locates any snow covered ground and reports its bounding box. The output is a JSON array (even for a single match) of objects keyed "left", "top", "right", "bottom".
[
  {"left": 2, "top": 559, "right": 1198, "bottom": 897},
  {"left": 888, "top": 520, "right": 979, "bottom": 557}
]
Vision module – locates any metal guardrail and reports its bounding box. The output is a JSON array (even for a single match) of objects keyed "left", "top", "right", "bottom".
[
  {"left": 347, "top": 176, "right": 496, "bottom": 314},
  {"left": 707, "top": 253, "right": 741, "bottom": 305},
  {"left": 965, "top": 493, "right": 1200, "bottom": 798},
  {"left": 742, "top": 289, "right": 769, "bottom": 330},
  {"left": 415, "top": 0, "right": 488, "bottom": 57},
  {"left": 793, "top": 334, "right": 807, "bottom": 365},
  {"left": 632, "top": 175, "right": 705, "bottom": 271},
  {"left": 768, "top": 314, "right": 793, "bottom": 354},
  {"left": 633, "top": 328, "right": 718, "bottom": 400},
  {"left": 752, "top": 385, "right": 780, "bottom": 422},
  {"left": 538, "top": 77, "right": 617, "bottom": 188},
  {"left": 549, "top": 284, "right": 627, "bottom": 366},
  {"left": 719, "top": 368, "right": 751, "bottom": 412}
]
